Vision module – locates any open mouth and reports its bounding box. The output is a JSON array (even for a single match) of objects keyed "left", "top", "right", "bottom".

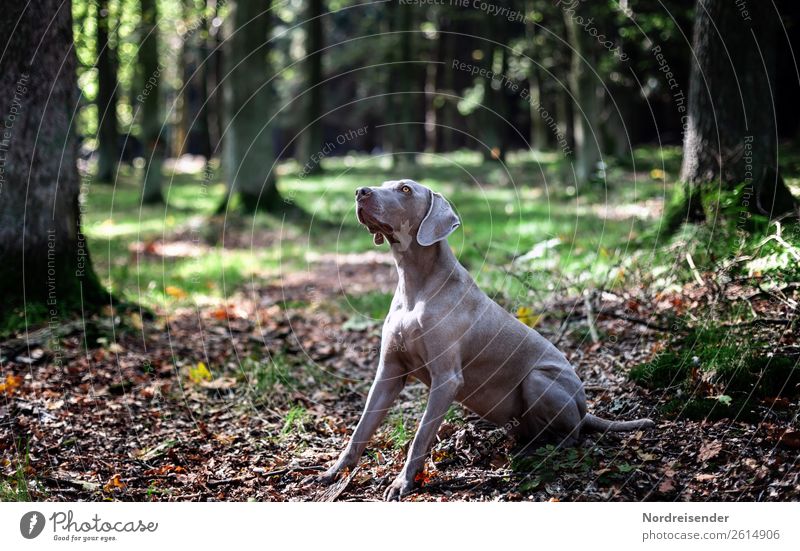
[{"left": 356, "top": 204, "right": 393, "bottom": 244}]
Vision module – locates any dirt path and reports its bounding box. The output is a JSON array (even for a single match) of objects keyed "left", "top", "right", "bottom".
[{"left": 2, "top": 254, "right": 798, "bottom": 502}]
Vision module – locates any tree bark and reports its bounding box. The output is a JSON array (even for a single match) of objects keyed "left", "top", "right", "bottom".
[
  {"left": 0, "top": 0, "right": 103, "bottom": 310},
  {"left": 564, "top": 3, "right": 602, "bottom": 182},
  {"left": 222, "top": 0, "right": 282, "bottom": 212},
  {"left": 139, "top": 0, "right": 164, "bottom": 204},
  {"left": 95, "top": 0, "right": 119, "bottom": 183},
  {"left": 679, "top": 0, "right": 797, "bottom": 222},
  {"left": 297, "top": 0, "right": 325, "bottom": 174},
  {"left": 384, "top": 1, "right": 417, "bottom": 167}
]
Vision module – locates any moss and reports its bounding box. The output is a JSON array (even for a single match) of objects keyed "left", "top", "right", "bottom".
[
  {"left": 629, "top": 351, "right": 690, "bottom": 389},
  {"left": 632, "top": 326, "right": 800, "bottom": 421}
]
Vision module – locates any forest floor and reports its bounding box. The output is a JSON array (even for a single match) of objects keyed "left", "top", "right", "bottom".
[{"left": 2, "top": 150, "right": 799, "bottom": 501}]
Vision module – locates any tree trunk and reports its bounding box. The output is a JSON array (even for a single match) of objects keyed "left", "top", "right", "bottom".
[
  {"left": 296, "top": 0, "right": 325, "bottom": 174},
  {"left": 139, "top": 0, "right": 164, "bottom": 204},
  {"left": 96, "top": 0, "right": 119, "bottom": 183},
  {"left": 524, "top": 4, "right": 549, "bottom": 151},
  {"left": 222, "top": 0, "right": 282, "bottom": 212},
  {"left": 679, "top": 0, "right": 797, "bottom": 222},
  {"left": 564, "top": 4, "right": 602, "bottom": 182},
  {"left": 383, "top": 1, "right": 417, "bottom": 167},
  {"left": 0, "top": 0, "right": 103, "bottom": 310},
  {"left": 208, "top": 0, "right": 225, "bottom": 155}
]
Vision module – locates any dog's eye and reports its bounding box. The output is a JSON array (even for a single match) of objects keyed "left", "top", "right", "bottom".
[{"left": 401, "top": 185, "right": 411, "bottom": 194}]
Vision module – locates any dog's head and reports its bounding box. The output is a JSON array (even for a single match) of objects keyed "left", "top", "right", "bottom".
[{"left": 355, "top": 179, "right": 460, "bottom": 248}]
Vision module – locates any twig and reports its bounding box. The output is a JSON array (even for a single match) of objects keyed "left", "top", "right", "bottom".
[
  {"left": 757, "top": 221, "right": 800, "bottom": 262},
  {"left": 685, "top": 252, "right": 705, "bottom": 285},
  {"left": 583, "top": 291, "right": 599, "bottom": 343},
  {"left": 723, "top": 318, "right": 794, "bottom": 328},
  {"left": 315, "top": 466, "right": 360, "bottom": 502},
  {"left": 596, "top": 311, "right": 670, "bottom": 332},
  {"left": 254, "top": 465, "right": 324, "bottom": 478},
  {"left": 207, "top": 476, "right": 251, "bottom": 487}
]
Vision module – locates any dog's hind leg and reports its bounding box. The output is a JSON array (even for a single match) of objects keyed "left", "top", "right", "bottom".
[{"left": 518, "top": 369, "right": 585, "bottom": 450}]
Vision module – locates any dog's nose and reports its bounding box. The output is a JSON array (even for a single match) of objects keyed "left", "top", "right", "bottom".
[{"left": 355, "top": 187, "right": 372, "bottom": 199}]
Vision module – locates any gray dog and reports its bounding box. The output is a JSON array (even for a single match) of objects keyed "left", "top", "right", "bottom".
[{"left": 318, "top": 179, "right": 654, "bottom": 500}]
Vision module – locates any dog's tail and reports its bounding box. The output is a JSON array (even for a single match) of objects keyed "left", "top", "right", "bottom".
[{"left": 581, "top": 413, "right": 655, "bottom": 433}]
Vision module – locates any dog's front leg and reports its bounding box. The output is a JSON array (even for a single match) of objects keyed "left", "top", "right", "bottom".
[
  {"left": 384, "top": 365, "right": 462, "bottom": 501},
  {"left": 318, "top": 359, "right": 405, "bottom": 484}
]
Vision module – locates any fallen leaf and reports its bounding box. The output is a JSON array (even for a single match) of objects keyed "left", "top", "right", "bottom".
[
  {"left": 165, "top": 285, "right": 188, "bottom": 299},
  {"left": 414, "top": 469, "right": 433, "bottom": 485},
  {"left": 658, "top": 477, "right": 675, "bottom": 493},
  {"left": 189, "top": 362, "right": 212, "bottom": 383},
  {"left": 0, "top": 374, "right": 23, "bottom": 395},
  {"left": 516, "top": 306, "right": 543, "bottom": 328},
  {"left": 200, "top": 377, "right": 237, "bottom": 390},
  {"left": 698, "top": 441, "right": 723, "bottom": 462},
  {"left": 103, "top": 474, "right": 126, "bottom": 492}
]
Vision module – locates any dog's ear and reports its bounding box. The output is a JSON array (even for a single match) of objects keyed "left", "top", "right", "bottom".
[{"left": 417, "top": 191, "right": 460, "bottom": 246}]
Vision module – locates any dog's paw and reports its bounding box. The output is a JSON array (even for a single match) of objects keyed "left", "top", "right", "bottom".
[
  {"left": 314, "top": 468, "right": 341, "bottom": 486},
  {"left": 383, "top": 475, "right": 415, "bottom": 501}
]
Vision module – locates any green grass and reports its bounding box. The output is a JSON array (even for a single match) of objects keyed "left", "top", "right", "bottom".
[
  {"left": 74, "top": 148, "right": 693, "bottom": 319},
  {"left": 0, "top": 442, "right": 33, "bottom": 502},
  {"left": 281, "top": 405, "right": 309, "bottom": 435},
  {"left": 387, "top": 414, "right": 413, "bottom": 450},
  {"left": 631, "top": 326, "right": 800, "bottom": 421}
]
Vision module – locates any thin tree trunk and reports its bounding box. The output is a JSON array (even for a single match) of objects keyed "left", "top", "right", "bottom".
[
  {"left": 481, "top": 15, "right": 508, "bottom": 162},
  {"left": 96, "top": 0, "right": 119, "bottom": 183},
  {"left": 524, "top": 4, "right": 548, "bottom": 151},
  {"left": 0, "top": 0, "right": 103, "bottom": 308},
  {"left": 196, "top": 12, "right": 213, "bottom": 160},
  {"left": 222, "top": 0, "right": 282, "bottom": 212},
  {"left": 382, "top": 1, "right": 417, "bottom": 165},
  {"left": 564, "top": 4, "right": 602, "bottom": 182},
  {"left": 297, "top": 0, "right": 325, "bottom": 174},
  {"left": 679, "top": 0, "right": 797, "bottom": 222},
  {"left": 208, "top": 0, "right": 225, "bottom": 155},
  {"left": 139, "top": 0, "right": 164, "bottom": 204}
]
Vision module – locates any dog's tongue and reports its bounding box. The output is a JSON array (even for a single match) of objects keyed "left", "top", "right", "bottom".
[{"left": 373, "top": 232, "right": 385, "bottom": 245}]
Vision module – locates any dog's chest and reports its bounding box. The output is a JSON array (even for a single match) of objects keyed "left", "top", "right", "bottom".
[{"left": 385, "top": 303, "right": 427, "bottom": 360}]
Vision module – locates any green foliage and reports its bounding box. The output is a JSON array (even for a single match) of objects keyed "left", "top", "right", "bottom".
[
  {"left": 241, "top": 355, "right": 295, "bottom": 396},
  {"left": 387, "top": 414, "right": 412, "bottom": 451},
  {"left": 281, "top": 405, "right": 309, "bottom": 435},
  {"left": 631, "top": 325, "right": 800, "bottom": 421},
  {"left": 0, "top": 442, "right": 33, "bottom": 502},
  {"left": 512, "top": 445, "right": 596, "bottom": 492}
]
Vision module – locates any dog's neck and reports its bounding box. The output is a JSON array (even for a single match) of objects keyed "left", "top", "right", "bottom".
[{"left": 390, "top": 239, "right": 457, "bottom": 305}]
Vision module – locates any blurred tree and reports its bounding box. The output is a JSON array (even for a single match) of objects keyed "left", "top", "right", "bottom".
[
  {"left": 208, "top": 0, "right": 226, "bottom": 153},
  {"left": 96, "top": 0, "right": 120, "bottom": 182},
  {"left": 296, "top": 0, "right": 325, "bottom": 173},
  {"left": 524, "top": 2, "right": 548, "bottom": 151},
  {"left": 0, "top": 0, "right": 103, "bottom": 306},
  {"left": 563, "top": 0, "right": 603, "bottom": 182},
  {"left": 222, "top": 0, "right": 283, "bottom": 212},
  {"left": 481, "top": 14, "right": 509, "bottom": 162},
  {"left": 388, "top": 0, "right": 418, "bottom": 164},
  {"left": 139, "top": 0, "right": 164, "bottom": 204},
  {"left": 179, "top": 0, "right": 213, "bottom": 159},
  {"left": 679, "top": 0, "right": 798, "bottom": 223}
]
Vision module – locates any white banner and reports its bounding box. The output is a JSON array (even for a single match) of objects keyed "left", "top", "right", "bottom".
[{"left": 2, "top": 502, "right": 798, "bottom": 550}]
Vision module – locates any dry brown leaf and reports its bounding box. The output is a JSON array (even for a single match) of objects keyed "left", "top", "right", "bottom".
[
  {"left": 698, "top": 441, "right": 723, "bottom": 462},
  {"left": 0, "top": 374, "right": 23, "bottom": 395},
  {"left": 103, "top": 474, "right": 126, "bottom": 492}
]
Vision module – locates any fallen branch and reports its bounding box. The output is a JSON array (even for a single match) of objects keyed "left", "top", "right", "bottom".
[{"left": 315, "top": 466, "right": 360, "bottom": 502}]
